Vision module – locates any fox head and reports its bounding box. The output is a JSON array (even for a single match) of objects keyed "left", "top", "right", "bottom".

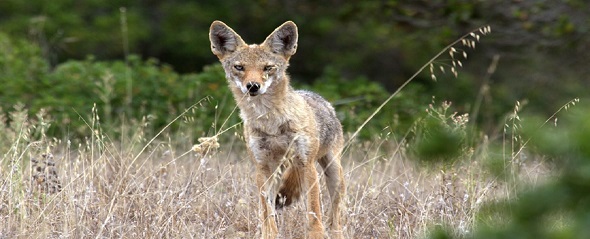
[{"left": 209, "top": 21, "right": 298, "bottom": 97}]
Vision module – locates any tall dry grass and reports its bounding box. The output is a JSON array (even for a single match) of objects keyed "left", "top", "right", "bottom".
[{"left": 0, "top": 99, "right": 553, "bottom": 239}]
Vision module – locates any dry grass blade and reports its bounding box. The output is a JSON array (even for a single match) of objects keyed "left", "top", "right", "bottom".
[{"left": 344, "top": 25, "right": 492, "bottom": 150}]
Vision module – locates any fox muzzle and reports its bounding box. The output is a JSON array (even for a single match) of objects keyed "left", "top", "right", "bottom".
[{"left": 246, "top": 82, "right": 261, "bottom": 96}]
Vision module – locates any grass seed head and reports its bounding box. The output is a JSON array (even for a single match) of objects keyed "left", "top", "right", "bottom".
[{"left": 192, "top": 136, "right": 220, "bottom": 155}]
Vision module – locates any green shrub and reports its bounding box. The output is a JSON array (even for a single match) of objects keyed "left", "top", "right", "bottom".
[
  {"left": 42, "top": 57, "right": 235, "bottom": 138},
  {"left": 0, "top": 33, "right": 49, "bottom": 111},
  {"left": 413, "top": 101, "right": 590, "bottom": 238},
  {"left": 300, "top": 67, "right": 430, "bottom": 139},
  {"left": 409, "top": 99, "right": 471, "bottom": 164},
  {"left": 0, "top": 34, "right": 236, "bottom": 139},
  {"left": 0, "top": 33, "right": 433, "bottom": 141}
]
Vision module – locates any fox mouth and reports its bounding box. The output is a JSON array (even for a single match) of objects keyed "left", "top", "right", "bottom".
[{"left": 235, "top": 79, "right": 272, "bottom": 97}]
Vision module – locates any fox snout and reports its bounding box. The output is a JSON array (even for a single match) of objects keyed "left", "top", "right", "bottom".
[{"left": 246, "top": 82, "right": 261, "bottom": 96}]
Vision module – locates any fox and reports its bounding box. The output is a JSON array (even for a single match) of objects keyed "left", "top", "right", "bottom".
[{"left": 209, "top": 21, "right": 346, "bottom": 239}]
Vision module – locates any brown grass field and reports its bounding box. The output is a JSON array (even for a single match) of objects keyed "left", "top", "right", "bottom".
[{"left": 0, "top": 107, "right": 552, "bottom": 238}]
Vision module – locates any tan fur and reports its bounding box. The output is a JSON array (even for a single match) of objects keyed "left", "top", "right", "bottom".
[{"left": 209, "top": 21, "right": 346, "bottom": 239}]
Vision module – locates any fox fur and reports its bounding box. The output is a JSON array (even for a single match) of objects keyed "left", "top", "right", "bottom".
[{"left": 209, "top": 21, "right": 346, "bottom": 239}]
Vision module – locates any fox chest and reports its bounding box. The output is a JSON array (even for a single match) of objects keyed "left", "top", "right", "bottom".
[{"left": 247, "top": 124, "right": 308, "bottom": 163}]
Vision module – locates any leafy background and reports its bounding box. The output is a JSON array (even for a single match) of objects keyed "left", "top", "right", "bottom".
[{"left": 1, "top": 0, "right": 588, "bottom": 139}]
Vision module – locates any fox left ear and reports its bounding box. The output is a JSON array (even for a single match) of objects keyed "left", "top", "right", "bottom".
[
  {"left": 262, "top": 21, "right": 298, "bottom": 58},
  {"left": 209, "top": 21, "right": 247, "bottom": 59}
]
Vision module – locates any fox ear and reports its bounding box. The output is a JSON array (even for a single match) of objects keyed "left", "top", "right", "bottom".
[
  {"left": 209, "top": 21, "right": 246, "bottom": 58},
  {"left": 262, "top": 21, "right": 298, "bottom": 58}
]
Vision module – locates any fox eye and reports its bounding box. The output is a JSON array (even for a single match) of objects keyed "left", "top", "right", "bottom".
[
  {"left": 263, "top": 65, "right": 274, "bottom": 71},
  {"left": 234, "top": 65, "right": 244, "bottom": 71}
]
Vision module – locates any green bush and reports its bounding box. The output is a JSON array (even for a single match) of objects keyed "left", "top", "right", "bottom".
[
  {"left": 0, "top": 33, "right": 49, "bottom": 111},
  {"left": 0, "top": 33, "right": 434, "bottom": 141},
  {"left": 300, "top": 67, "right": 430, "bottom": 139},
  {"left": 462, "top": 106, "right": 590, "bottom": 238},
  {"left": 412, "top": 101, "right": 590, "bottom": 238},
  {"left": 408, "top": 99, "right": 471, "bottom": 164},
  {"left": 0, "top": 33, "right": 237, "bottom": 138},
  {"left": 42, "top": 57, "right": 235, "bottom": 138}
]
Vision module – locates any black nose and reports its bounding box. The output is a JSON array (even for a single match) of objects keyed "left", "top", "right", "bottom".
[{"left": 246, "top": 82, "right": 260, "bottom": 93}]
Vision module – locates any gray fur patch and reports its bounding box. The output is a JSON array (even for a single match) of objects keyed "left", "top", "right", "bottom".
[{"left": 296, "top": 90, "right": 343, "bottom": 149}]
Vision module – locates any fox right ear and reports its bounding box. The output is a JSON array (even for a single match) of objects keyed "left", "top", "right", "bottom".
[
  {"left": 209, "top": 21, "right": 246, "bottom": 58},
  {"left": 262, "top": 21, "right": 298, "bottom": 59}
]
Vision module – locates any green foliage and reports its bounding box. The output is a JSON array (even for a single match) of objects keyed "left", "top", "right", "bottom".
[
  {"left": 0, "top": 32, "right": 433, "bottom": 141},
  {"left": 426, "top": 224, "right": 458, "bottom": 239},
  {"left": 0, "top": 0, "right": 149, "bottom": 61},
  {"left": 0, "top": 33, "right": 49, "bottom": 110},
  {"left": 410, "top": 100, "right": 471, "bottom": 164},
  {"left": 436, "top": 105, "right": 590, "bottom": 239},
  {"left": 412, "top": 118, "right": 464, "bottom": 163},
  {"left": 480, "top": 145, "right": 512, "bottom": 180},
  {"left": 0, "top": 34, "right": 236, "bottom": 138},
  {"left": 0, "top": 29, "right": 438, "bottom": 141},
  {"left": 301, "top": 67, "right": 390, "bottom": 138},
  {"left": 47, "top": 59, "right": 236, "bottom": 138},
  {"left": 297, "top": 67, "right": 430, "bottom": 139},
  {"left": 0, "top": 0, "right": 588, "bottom": 128}
]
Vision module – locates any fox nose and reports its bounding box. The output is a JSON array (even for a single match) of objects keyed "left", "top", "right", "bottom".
[{"left": 246, "top": 82, "right": 260, "bottom": 94}]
